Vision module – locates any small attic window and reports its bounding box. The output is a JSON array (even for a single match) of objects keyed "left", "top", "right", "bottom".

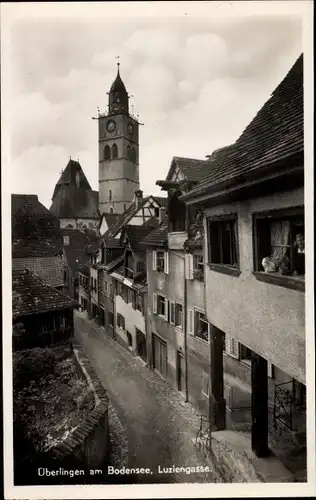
[
  {"left": 75, "top": 171, "right": 80, "bottom": 187},
  {"left": 154, "top": 207, "right": 160, "bottom": 217}
]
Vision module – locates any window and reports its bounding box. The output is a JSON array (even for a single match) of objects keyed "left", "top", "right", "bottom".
[
  {"left": 63, "top": 235, "right": 69, "bottom": 246},
  {"left": 131, "top": 147, "right": 136, "bottom": 163},
  {"left": 208, "top": 216, "right": 238, "bottom": 268},
  {"left": 109, "top": 207, "right": 114, "bottom": 213},
  {"left": 153, "top": 250, "right": 169, "bottom": 274},
  {"left": 153, "top": 293, "right": 168, "bottom": 321},
  {"left": 124, "top": 204, "right": 127, "bottom": 212},
  {"left": 193, "top": 254, "right": 204, "bottom": 281},
  {"left": 136, "top": 294, "right": 144, "bottom": 314},
  {"left": 169, "top": 191, "right": 186, "bottom": 232},
  {"left": 188, "top": 309, "right": 210, "bottom": 342},
  {"left": 127, "top": 145, "right": 131, "bottom": 160},
  {"left": 63, "top": 270, "right": 68, "bottom": 282},
  {"left": 127, "top": 288, "right": 134, "bottom": 304},
  {"left": 136, "top": 261, "right": 145, "bottom": 273},
  {"left": 104, "top": 145, "right": 110, "bottom": 160},
  {"left": 112, "top": 143, "right": 118, "bottom": 159},
  {"left": 117, "top": 313, "right": 125, "bottom": 330},
  {"left": 240, "top": 344, "right": 252, "bottom": 365},
  {"left": 109, "top": 189, "right": 112, "bottom": 200},
  {"left": 170, "top": 302, "right": 175, "bottom": 324},
  {"left": 154, "top": 207, "right": 160, "bottom": 218},
  {"left": 253, "top": 208, "right": 305, "bottom": 284},
  {"left": 175, "top": 303, "right": 183, "bottom": 330},
  {"left": 157, "top": 251, "right": 165, "bottom": 272}
]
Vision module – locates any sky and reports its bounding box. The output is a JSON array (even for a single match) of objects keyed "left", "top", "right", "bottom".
[{"left": 4, "top": 3, "right": 303, "bottom": 209}]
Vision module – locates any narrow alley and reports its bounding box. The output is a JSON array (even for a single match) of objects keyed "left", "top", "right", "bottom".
[{"left": 74, "top": 312, "right": 218, "bottom": 484}]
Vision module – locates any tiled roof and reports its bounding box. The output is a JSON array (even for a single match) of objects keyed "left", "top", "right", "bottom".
[
  {"left": 78, "top": 264, "right": 90, "bottom": 277},
  {"left": 104, "top": 254, "right": 124, "bottom": 272},
  {"left": 142, "top": 219, "right": 169, "bottom": 247},
  {"left": 12, "top": 269, "right": 78, "bottom": 318},
  {"left": 52, "top": 159, "right": 92, "bottom": 199},
  {"left": 61, "top": 228, "right": 98, "bottom": 274},
  {"left": 123, "top": 223, "right": 159, "bottom": 251},
  {"left": 50, "top": 185, "right": 99, "bottom": 220},
  {"left": 102, "top": 196, "right": 151, "bottom": 240},
  {"left": 12, "top": 256, "right": 63, "bottom": 288},
  {"left": 101, "top": 212, "right": 121, "bottom": 228},
  {"left": 105, "top": 238, "right": 123, "bottom": 249},
  {"left": 183, "top": 54, "right": 303, "bottom": 199},
  {"left": 12, "top": 194, "right": 62, "bottom": 258},
  {"left": 171, "top": 157, "right": 213, "bottom": 182}
]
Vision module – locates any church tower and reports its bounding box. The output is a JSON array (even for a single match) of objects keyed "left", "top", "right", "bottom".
[{"left": 98, "top": 63, "right": 140, "bottom": 214}]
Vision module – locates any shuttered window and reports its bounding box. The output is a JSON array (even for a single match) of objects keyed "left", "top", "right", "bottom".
[
  {"left": 164, "top": 252, "right": 169, "bottom": 274},
  {"left": 153, "top": 293, "right": 157, "bottom": 314},
  {"left": 170, "top": 301, "right": 175, "bottom": 325}
]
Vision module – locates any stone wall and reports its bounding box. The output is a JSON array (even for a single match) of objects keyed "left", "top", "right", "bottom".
[{"left": 49, "top": 346, "right": 111, "bottom": 470}]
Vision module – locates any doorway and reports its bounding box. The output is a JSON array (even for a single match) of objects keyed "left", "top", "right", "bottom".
[
  {"left": 152, "top": 334, "right": 167, "bottom": 378},
  {"left": 136, "top": 329, "right": 147, "bottom": 362}
]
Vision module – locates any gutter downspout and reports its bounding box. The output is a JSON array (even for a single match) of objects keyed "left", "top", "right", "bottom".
[{"left": 171, "top": 249, "right": 189, "bottom": 403}]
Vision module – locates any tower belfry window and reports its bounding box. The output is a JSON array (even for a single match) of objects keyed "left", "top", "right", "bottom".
[
  {"left": 112, "top": 143, "right": 118, "bottom": 159},
  {"left": 109, "top": 190, "right": 112, "bottom": 200},
  {"left": 131, "top": 147, "right": 136, "bottom": 163},
  {"left": 104, "top": 145, "right": 110, "bottom": 160},
  {"left": 127, "top": 145, "right": 131, "bottom": 160}
]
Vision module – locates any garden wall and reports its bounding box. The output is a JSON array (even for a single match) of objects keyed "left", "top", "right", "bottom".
[{"left": 48, "top": 346, "right": 111, "bottom": 472}]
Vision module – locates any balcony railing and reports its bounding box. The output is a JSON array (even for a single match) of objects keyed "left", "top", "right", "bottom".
[{"left": 168, "top": 231, "right": 188, "bottom": 250}]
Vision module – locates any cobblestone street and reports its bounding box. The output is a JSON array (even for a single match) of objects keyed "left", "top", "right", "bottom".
[{"left": 74, "top": 312, "right": 217, "bottom": 484}]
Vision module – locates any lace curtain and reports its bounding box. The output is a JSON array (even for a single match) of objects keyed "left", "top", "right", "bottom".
[{"left": 270, "top": 220, "right": 290, "bottom": 261}]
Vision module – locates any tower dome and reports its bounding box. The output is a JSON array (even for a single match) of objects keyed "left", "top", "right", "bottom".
[{"left": 108, "top": 63, "right": 129, "bottom": 115}]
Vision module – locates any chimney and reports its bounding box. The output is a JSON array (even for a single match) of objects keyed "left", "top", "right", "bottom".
[
  {"left": 134, "top": 189, "right": 143, "bottom": 209},
  {"left": 159, "top": 206, "right": 166, "bottom": 224},
  {"left": 75, "top": 171, "right": 80, "bottom": 188}
]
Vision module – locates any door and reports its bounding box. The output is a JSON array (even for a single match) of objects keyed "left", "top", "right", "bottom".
[
  {"left": 99, "top": 307, "right": 105, "bottom": 327},
  {"left": 152, "top": 334, "right": 167, "bottom": 378},
  {"left": 136, "top": 329, "right": 147, "bottom": 362},
  {"left": 177, "top": 351, "right": 185, "bottom": 392}
]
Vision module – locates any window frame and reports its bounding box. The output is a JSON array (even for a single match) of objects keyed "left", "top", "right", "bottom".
[
  {"left": 175, "top": 302, "right": 183, "bottom": 330},
  {"left": 207, "top": 213, "right": 241, "bottom": 277},
  {"left": 156, "top": 250, "right": 165, "bottom": 272},
  {"left": 193, "top": 254, "right": 205, "bottom": 282},
  {"left": 252, "top": 206, "right": 305, "bottom": 292}
]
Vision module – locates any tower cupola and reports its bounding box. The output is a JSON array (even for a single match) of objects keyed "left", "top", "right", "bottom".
[{"left": 108, "top": 63, "right": 129, "bottom": 116}]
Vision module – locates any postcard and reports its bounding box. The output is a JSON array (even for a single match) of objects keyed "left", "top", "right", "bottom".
[{"left": 1, "top": 1, "right": 315, "bottom": 498}]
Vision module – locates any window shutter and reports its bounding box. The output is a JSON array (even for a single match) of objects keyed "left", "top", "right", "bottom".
[
  {"left": 268, "top": 361, "right": 274, "bottom": 378},
  {"left": 170, "top": 301, "right": 175, "bottom": 325},
  {"left": 188, "top": 308, "right": 194, "bottom": 335},
  {"left": 164, "top": 251, "right": 169, "bottom": 274},
  {"left": 225, "top": 335, "right": 239, "bottom": 359},
  {"left": 153, "top": 250, "right": 157, "bottom": 271},
  {"left": 185, "top": 254, "right": 194, "bottom": 280},
  {"left": 132, "top": 290, "right": 136, "bottom": 310},
  {"left": 153, "top": 293, "right": 157, "bottom": 314},
  {"left": 165, "top": 299, "right": 169, "bottom": 321},
  {"left": 207, "top": 322, "right": 211, "bottom": 343}
]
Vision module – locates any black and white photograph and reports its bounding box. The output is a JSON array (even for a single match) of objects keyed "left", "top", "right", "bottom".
[{"left": 1, "top": 1, "right": 315, "bottom": 498}]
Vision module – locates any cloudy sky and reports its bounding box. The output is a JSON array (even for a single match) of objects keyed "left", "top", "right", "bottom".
[{"left": 3, "top": 2, "right": 304, "bottom": 209}]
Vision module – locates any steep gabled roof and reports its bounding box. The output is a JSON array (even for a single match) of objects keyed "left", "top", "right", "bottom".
[
  {"left": 50, "top": 185, "right": 99, "bottom": 220},
  {"left": 122, "top": 223, "right": 159, "bottom": 252},
  {"left": 169, "top": 156, "right": 213, "bottom": 183},
  {"left": 52, "top": 159, "right": 92, "bottom": 199},
  {"left": 12, "top": 194, "right": 62, "bottom": 258},
  {"left": 102, "top": 195, "right": 159, "bottom": 240},
  {"left": 12, "top": 269, "right": 78, "bottom": 318},
  {"left": 182, "top": 54, "right": 303, "bottom": 200},
  {"left": 142, "top": 219, "right": 169, "bottom": 248}
]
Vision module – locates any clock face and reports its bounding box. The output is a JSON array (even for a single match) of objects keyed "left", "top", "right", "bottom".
[
  {"left": 128, "top": 123, "right": 133, "bottom": 134},
  {"left": 107, "top": 120, "right": 116, "bottom": 132}
]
